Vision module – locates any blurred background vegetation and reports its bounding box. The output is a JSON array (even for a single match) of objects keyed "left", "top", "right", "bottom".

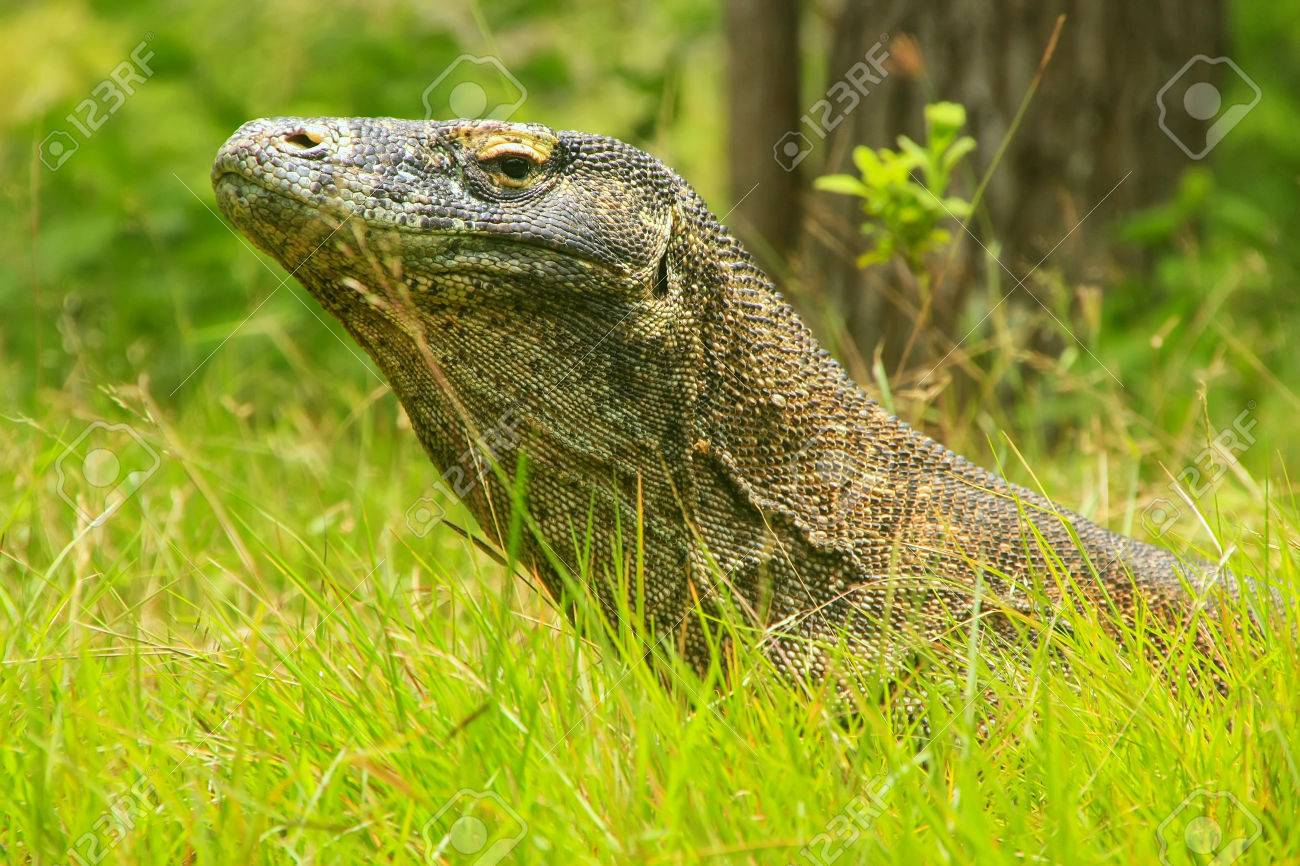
[{"left": 1, "top": 0, "right": 1297, "bottom": 478}]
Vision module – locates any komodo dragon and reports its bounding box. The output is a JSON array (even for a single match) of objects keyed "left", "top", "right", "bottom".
[{"left": 213, "top": 117, "right": 1232, "bottom": 692}]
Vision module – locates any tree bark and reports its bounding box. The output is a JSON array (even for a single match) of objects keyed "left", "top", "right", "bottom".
[
  {"left": 802, "top": 0, "right": 1226, "bottom": 373},
  {"left": 724, "top": 0, "right": 803, "bottom": 264}
]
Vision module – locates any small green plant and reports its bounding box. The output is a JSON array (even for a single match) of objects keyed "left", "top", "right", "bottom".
[{"left": 815, "top": 101, "right": 976, "bottom": 272}]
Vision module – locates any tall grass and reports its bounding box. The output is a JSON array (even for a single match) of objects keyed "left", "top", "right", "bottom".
[{"left": 1, "top": 330, "right": 1296, "bottom": 864}]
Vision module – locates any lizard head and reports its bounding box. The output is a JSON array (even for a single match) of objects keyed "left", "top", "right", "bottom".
[
  {"left": 212, "top": 117, "right": 697, "bottom": 319},
  {"left": 212, "top": 117, "right": 739, "bottom": 529}
]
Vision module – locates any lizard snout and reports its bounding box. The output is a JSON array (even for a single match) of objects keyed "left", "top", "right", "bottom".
[{"left": 211, "top": 118, "right": 341, "bottom": 191}]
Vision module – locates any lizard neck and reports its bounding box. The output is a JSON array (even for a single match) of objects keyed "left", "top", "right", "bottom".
[
  {"left": 688, "top": 226, "right": 910, "bottom": 555},
  {"left": 319, "top": 268, "right": 702, "bottom": 559}
]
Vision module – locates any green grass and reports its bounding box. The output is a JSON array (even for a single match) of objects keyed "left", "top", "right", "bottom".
[{"left": 1, "top": 330, "right": 1297, "bottom": 865}]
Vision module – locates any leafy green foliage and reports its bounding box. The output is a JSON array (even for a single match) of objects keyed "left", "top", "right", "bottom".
[{"left": 814, "top": 101, "right": 976, "bottom": 270}]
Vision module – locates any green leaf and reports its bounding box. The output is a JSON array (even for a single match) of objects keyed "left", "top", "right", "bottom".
[
  {"left": 925, "top": 102, "right": 966, "bottom": 156},
  {"left": 899, "top": 204, "right": 924, "bottom": 225},
  {"left": 852, "top": 145, "right": 882, "bottom": 178},
  {"left": 925, "top": 101, "right": 967, "bottom": 138},
  {"left": 941, "top": 197, "right": 973, "bottom": 218},
  {"left": 896, "top": 136, "right": 928, "bottom": 171},
  {"left": 857, "top": 246, "right": 893, "bottom": 267},
  {"left": 941, "top": 136, "right": 977, "bottom": 173},
  {"left": 813, "top": 174, "right": 870, "bottom": 197}
]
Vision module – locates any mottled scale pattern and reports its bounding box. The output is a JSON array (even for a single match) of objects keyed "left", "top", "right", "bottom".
[{"left": 213, "top": 117, "right": 1229, "bottom": 692}]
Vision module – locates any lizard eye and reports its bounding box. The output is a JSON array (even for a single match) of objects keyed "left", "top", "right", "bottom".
[
  {"left": 497, "top": 156, "right": 532, "bottom": 180},
  {"left": 476, "top": 141, "right": 548, "bottom": 189}
]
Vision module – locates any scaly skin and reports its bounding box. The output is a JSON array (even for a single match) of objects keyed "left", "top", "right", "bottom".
[{"left": 213, "top": 117, "right": 1224, "bottom": 689}]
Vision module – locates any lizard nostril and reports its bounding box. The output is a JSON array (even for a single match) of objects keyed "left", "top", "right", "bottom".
[{"left": 281, "top": 128, "right": 326, "bottom": 154}]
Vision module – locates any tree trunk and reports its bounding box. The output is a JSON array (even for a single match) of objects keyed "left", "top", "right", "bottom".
[
  {"left": 801, "top": 0, "right": 1226, "bottom": 373},
  {"left": 724, "top": 0, "right": 803, "bottom": 265}
]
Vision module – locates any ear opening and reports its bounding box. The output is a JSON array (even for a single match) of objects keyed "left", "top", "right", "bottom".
[{"left": 652, "top": 250, "right": 671, "bottom": 299}]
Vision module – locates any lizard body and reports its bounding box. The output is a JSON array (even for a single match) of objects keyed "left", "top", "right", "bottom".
[{"left": 213, "top": 117, "right": 1224, "bottom": 687}]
